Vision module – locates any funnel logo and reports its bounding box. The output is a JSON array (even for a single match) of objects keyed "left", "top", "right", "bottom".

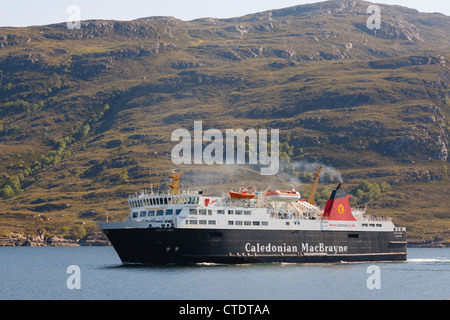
[
  {"left": 171, "top": 121, "right": 279, "bottom": 175},
  {"left": 338, "top": 204, "right": 344, "bottom": 214}
]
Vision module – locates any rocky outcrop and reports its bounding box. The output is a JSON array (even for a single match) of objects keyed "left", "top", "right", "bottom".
[
  {"left": 78, "top": 233, "right": 110, "bottom": 246},
  {"left": 369, "top": 55, "right": 447, "bottom": 69},
  {"left": 376, "top": 133, "right": 448, "bottom": 161},
  {"left": 376, "top": 105, "right": 449, "bottom": 161},
  {"left": 369, "top": 15, "right": 423, "bottom": 43},
  {"left": 0, "top": 53, "right": 53, "bottom": 72},
  {"left": 407, "top": 239, "right": 450, "bottom": 248},
  {"left": 0, "top": 231, "right": 109, "bottom": 246},
  {"left": 31, "top": 202, "right": 71, "bottom": 213}
]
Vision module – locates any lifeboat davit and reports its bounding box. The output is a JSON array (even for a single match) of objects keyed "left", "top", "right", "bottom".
[
  {"left": 265, "top": 189, "right": 300, "bottom": 202},
  {"left": 229, "top": 186, "right": 258, "bottom": 199}
]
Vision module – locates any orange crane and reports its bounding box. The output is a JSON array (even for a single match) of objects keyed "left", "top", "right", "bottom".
[{"left": 307, "top": 166, "right": 323, "bottom": 205}]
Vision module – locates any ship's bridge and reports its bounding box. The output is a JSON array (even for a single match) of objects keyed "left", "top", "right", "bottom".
[{"left": 128, "top": 189, "right": 202, "bottom": 209}]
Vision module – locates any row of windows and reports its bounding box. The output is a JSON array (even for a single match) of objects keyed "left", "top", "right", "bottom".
[
  {"left": 133, "top": 209, "right": 182, "bottom": 218},
  {"left": 362, "top": 223, "right": 382, "bottom": 227},
  {"left": 228, "top": 221, "right": 269, "bottom": 226},
  {"left": 129, "top": 196, "right": 199, "bottom": 208},
  {"left": 229, "top": 210, "right": 252, "bottom": 215},
  {"left": 188, "top": 209, "right": 252, "bottom": 215},
  {"left": 186, "top": 220, "right": 217, "bottom": 225},
  {"left": 189, "top": 209, "right": 223, "bottom": 215},
  {"left": 185, "top": 219, "right": 269, "bottom": 227}
]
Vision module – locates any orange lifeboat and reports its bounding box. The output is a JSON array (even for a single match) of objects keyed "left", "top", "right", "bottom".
[
  {"left": 229, "top": 186, "right": 258, "bottom": 199},
  {"left": 265, "top": 189, "right": 300, "bottom": 202}
]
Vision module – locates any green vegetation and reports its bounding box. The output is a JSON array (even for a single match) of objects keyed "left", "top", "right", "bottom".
[
  {"left": 73, "top": 225, "right": 86, "bottom": 239},
  {"left": 350, "top": 180, "right": 391, "bottom": 205},
  {"left": 118, "top": 170, "right": 129, "bottom": 184}
]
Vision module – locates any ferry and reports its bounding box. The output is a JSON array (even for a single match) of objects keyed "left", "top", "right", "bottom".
[{"left": 98, "top": 169, "right": 407, "bottom": 264}]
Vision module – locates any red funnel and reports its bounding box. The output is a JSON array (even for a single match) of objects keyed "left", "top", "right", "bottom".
[{"left": 322, "top": 185, "right": 356, "bottom": 221}]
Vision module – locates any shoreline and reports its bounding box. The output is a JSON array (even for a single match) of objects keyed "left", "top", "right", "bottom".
[
  {"left": 0, "top": 234, "right": 110, "bottom": 247},
  {"left": 0, "top": 238, "right": 447, "bottom": 248}
]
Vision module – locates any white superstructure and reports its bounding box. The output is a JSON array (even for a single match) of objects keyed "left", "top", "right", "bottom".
[{"left": 101, "top": 187, "right": 398, "bottom": 233}]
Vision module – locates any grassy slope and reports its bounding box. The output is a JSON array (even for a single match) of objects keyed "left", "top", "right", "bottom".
[{"left": 0, "top": 0, "right": 449, "bottom": 245}]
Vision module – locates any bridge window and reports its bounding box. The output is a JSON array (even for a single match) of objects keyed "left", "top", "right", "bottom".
[
  {"left": 157, "top": 210, "right": 164, "bottom": 216},
  {"left": 166, "top": 209, "right": 173, "bottom": 215}
]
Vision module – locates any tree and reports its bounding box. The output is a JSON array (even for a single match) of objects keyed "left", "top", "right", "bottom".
[
  {"left": 73, "top": 225, "right": 86, "bottom": 239},
  {"left": 118, "top": 169, "right": 129, "bottom": 184},
  {"left": 7, "top": 175, "right": 21, "bottom": 194},
  {"left": 352, "top": 180, "right": 388, "bottom": 204},
  {"left": 0, "top": 185, "right": 14, "bottom": 199},
  {"left": 81, "top": 124, "right": 90, "bottom": 138}
]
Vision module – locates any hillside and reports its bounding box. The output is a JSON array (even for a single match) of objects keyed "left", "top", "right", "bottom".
[{"left": 0, "top": 0, "right": 449, "bottom": 246}]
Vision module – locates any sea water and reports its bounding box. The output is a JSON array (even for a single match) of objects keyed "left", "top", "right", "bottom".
[{"left": 0, "top": 246, "right": 448, "bottom": 300}]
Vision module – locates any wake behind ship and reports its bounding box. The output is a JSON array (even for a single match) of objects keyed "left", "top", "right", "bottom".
[{"left": 98, "top": 170, "right": 407, "bottom": 264}]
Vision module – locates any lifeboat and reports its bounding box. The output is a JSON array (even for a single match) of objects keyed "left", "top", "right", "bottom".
[
  {"left": 229, "top": 186, "right": 258, "bottom": 199},
  {"left": 265, "top": 189, "right": 300, "bottom": 202}
]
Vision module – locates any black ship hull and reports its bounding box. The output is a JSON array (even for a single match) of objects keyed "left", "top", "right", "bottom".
[{"left": 102, "top": 227, "right": 407, "bottom": 265}]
